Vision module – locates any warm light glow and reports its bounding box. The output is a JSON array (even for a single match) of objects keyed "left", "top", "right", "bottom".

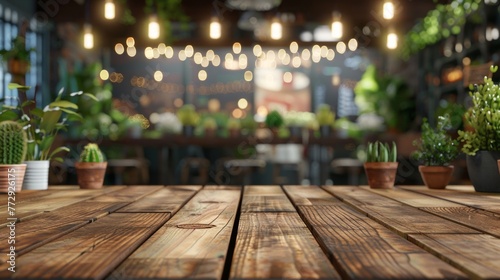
[
  {"left": 292, "top": 56, "right": 301, "bottom": 68},
  {"left": 126, "top": 37, "right": 135, "bottom": 47},
  {"left": 232, "top": 108, "right": 243, "bottom": 118},
  {"left": 178, "top": 50, "right": 187, "bottom": 61},
  {"left": 336, "top": 42, "right": 346, "bottom": 54},
  {"left": 145, "top": 47, "right": 154, "bottom": 59},
  {"left": 201, "top": 57, "right": 209, "bottom": 67},
  {"left": 257, "top": 106, "right": 268, "bottom": 117},
  {"left": 301, "top": 49, "right": 311, "bottom": 61},
  {"left": 115, "top": 43, "right": 124, "bottom": 55},
  {"left": 383, "top": 1, "right": 395, "bottom": 20},
  {"left": 210, "top": 17, "right": 221, "bottom": 39},
  {"left": 348, "top": 38, "right": 358, "bottom": 51},
  {"left": 238, "top": 54, "right": 248, "bottom": 69},
  {"left": 212, "top": 55, "right": 221, "bottom": 66},
  {"left": 253, "top": 44, "right": 262, "bottom": 57},
  {"left": 165, "top": 46, "right": 174, "bottom": 58},
  {"left": 244, "top": 71, "right": 253, "bottom": 81},
  {"left": 194, "top": 52, "right": 203, "bottom": 64},
  {"left": 104, "top": 0, "right": 115, "bottom": 20},
  {"left": 198, "top": 70, "right": 208, "bottom": 81},
  {"left": 154, "top": 71, "right": 163, "bottom": 81},
  {"left": 233, "top": 42, "right": 242, "bottom": 54},
  {"left": 270, "top": 19, "right": 282, "bottom": 40},
  {"left": 148, "top": 15, "right": 160, "bottom": 39},
  {"left": 387, "top": 32, "right": 398, "bottom": 49},
  {"left": 126, "top": 46, "right": 136, "bottom": 57},
  {"left": 290, "top": 41, "right": 299, "bottom": 53},
  {"left": 206, "top": 50, "right": 215, "bottom": 60},
  {"left": 158, "top": 43, "right": 166, "bottom": 54},
  {"left": 185, "top": 45, "right": 194, "bottom": 57},
  {"left": 326, "top": 49, "right": 335, "bottom": 60},
  {"left": 83, "top": 24, "right": 94, "bottom": 49},
  {"left": 283, "top": 72, "right": 293, "bottom": 83},
  {"left": 174, "top": 98, "right": 183, "bottom": 108},
  {"left": 100, "top": 69, "right": 109, "bottom": 80},
  {"left": 331, "top": 73, "right": 340, "bottom": 86},
  {"left": 331, "top": 12, "right": 343, "bottom": 40},
  {"left": 238, "top": 98, "right": 248, "bottom": 109}
]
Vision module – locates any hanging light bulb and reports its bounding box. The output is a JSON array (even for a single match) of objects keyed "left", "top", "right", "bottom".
[
  {"left": 270, "top": 17, "right": 282, "bottom": 40},
  {"left": 83, "top": 23, "right": 94, "bottom": 49},
  {"left": 104, "top": 0, "right": 115, "bottom": 20},
  {"left": 331, "top": 12, "right": 343, "bottom": 40},
  {"left": 383, "top": 0, "right": 394, "bottom": 20},
  {"left": 148, "top": 15, "right": 160, "bottom": 39},
  {"left": 210, "top": 17, "right": 221, "bottom": 39},
  {"left": 387, "top": 31, "right": 398, "bottom": 49}
]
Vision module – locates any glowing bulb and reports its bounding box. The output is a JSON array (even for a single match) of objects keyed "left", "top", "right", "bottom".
[
  {"left": 271, "top": 19, "right": 282, "bottom": 40},
  {"left": 210, "top": 17, "right": 221, "bottom": 39},
  {"left": 83, "top": 24, "right": 94, "bottom": 49},
  {"left": 148, "top": 15, "right": 160, "bottom": 39},
  {"left": 387, "top": 32, "right": 398, "bottom": 49},
  {"left": 383, "top": 1, "right": 395, "bottom": 20},
  {"left": 331, "top": 12, "right": 343, "bottom": 40},
  {"left": 104, "top": 0, "right": 115, "bottom": 20}
]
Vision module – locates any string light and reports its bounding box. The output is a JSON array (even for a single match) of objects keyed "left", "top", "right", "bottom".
[
  {"left": 270, "top": 18, "right": 282, "bottom": 40},
  {"left": 148, "top": 15, "right": 160, "bottom": 39},
  {"left": 83, "top": 24, "right": 94, "bottom": 49},
  {"left": 383, "top": 0, "right": 394, "bottom": 20},
  {"left": 104, "top": 0, "right": 115, "bottom": 20},
  {"left": 387, "top": 31, "right": 398, "bottom": 49},
  {"left": 210, "top": 17, "right": 221, "bottom": 39},
  {"left": 331, "top": 12, "right": 343, "bottom": 40}
]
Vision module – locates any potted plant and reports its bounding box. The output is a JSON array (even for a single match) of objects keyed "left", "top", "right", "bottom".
[
  {"left": 227, "top": 118, "right": 241, "bottom": 137},
  {"left": 0, "top": 36, "right": 34, "bottom": 77},
  {"left": 0, "top": 121, "right": 28, "bottom": 193},
  {"left": 1, "top": 83, "right": 96, "bottom": 190},
  {"left": 284, "top": 111, "right": 315, "bottom": 138},
  {"left": 364, "top": 141, "right": 398, "bottom": 189},
  {"left": 75, "top": 143, "right": 107, "bottom": 189},
  {"left": 412, "top": 115, "right": 460, "bottom": 189},
  {"left": 315, "top": 104, "right": 335, "bottom": 137},
  {"left": 264, "top": 110, "right": 284, "bottom": 137},
  {"left": 176, "top": 104, "right": 199, "bottom": 136},
  {"left": 458, "top": 65, "right": 500, "bottom": 193},
  {"left": 202, "top": 116, "right": 218, "bottom": 137}
]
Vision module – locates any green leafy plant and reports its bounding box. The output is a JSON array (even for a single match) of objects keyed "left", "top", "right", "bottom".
[
  {"left": 202, "top": 117, "right": 218, "bottom": 130},
  {"left": 227, "top": 118, "right": 241, "bottom": 130},
  {"left": 0, "top": 121, "right": 27, "bottom": 164},
  {"left": 0, "top": 36, "right": 34, "bottom": 62},
  {"left": 315, "top": 105, "right": 335, "bottom": 126},
  {"left": 284, "top": 111, "right": 316, "bottom": 127},
  {"left": 0, "top": 83, "right": 97, "bottom": 162},
  {"left": 366, "top": 141, "right": 397, "bottom": 162},
  {"left": 413, "top": 115, "right": 459, "bottom": 166},
  {"left": 176, "top": 104, "right": 200, "bottom": 126},
  {"left": 79, "top": 143, "right": 105, "bottom": 163},
  {"left": 240, "top": 116, "right": 257, "bottom": 135},
  {"left": 458, "top": 65, "right": 500, "bottom": 155},
  {"left": 265, "top": 110, "right": 284, "bottom": 129}
]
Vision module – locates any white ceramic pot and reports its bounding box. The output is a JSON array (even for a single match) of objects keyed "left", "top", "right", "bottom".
[{"left": 23, "top": 160, "right": 50, "bottom": 190}]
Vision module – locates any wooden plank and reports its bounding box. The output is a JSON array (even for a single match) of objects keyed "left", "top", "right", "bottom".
[
  {"left": 110, "top": 188, "right": 241, "bottom": 279},
  {"left": 241, "top": 185, "right": 295, "bottom": 212},
  {"left": 230, "top": 212, "right": 341, "bottom": 279},
  {"left": 87, "top": 185, "right": 162, "bottom": 202},
  {"left": 298, "top": 205, "right": 467, "bottom": 279},
  {"left": 118, "top": 185, "right": 201, "bottom": 213},
  {"left": 0, "top": 186, "right": 124, "bottom": 225},
  {"left": 283, "top": 185, "right": 342, "bottom": 206},
  {"left": 408, "top": 234, "right": 500, "bottom": 279},
  {"left": 0, "top": 213, "right": 170, "bottom": 279},
  {"left": 324, "top": 186, "right": 478, "bottom": 237}
]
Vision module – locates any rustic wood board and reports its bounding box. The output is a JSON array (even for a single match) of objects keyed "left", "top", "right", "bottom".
[
  {"left": 283, "top": 185, "right": 341, "bottom": 206},
  {"left": 87, "top": 185, "right": 162, "bottom": 202},
  {"left": 118, "top": 185, "right": 201, "bottom": 213},
  {"left": 421, "top": 207, "right": 500, "bottom": 238},
  {"left": 0, "top": 201, "right": 129, "bottom": 261},
  {"left": 110, "top": 188, "right": 241, "bottom": 279},
  {"left": 402, "top": 186, "right": 500, "bottom": 213},
  {"left": 241, "top": 185, "right": 295, "bottom": 212},
  {"left": 230, "top": 212, "right": 341, "bottom": 279},
  {"left": 408, "top": 233, "right": 500, "bottom": 279},
  {"left": 324, "top": 186, "right": 478, "bottom": 237},
  {"left": 0, "top": 213, "right": 170, "bottom": 279},
  {"left": 298, "top": 205, "right": 467, "bottom": 279},
  {"left": 0, "top": 186, "right": 124, "bottom": 225}
]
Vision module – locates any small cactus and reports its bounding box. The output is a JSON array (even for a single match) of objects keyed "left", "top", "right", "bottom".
[
  {"left": 79, "top": 143, "right": 105, "bottom": 163},
  {"left": 0, "top": 121, "right": 27, "bottom": 165},
  {"left": 366, "top": 141, "right": 397, "bottom": 162}
]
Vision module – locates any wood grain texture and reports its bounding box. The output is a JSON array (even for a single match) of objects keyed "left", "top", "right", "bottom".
[
  {"left": 326, "top": 186, "right": 478, "bottom": 236},
  {"left": 241, "top": 185, "right": 295, "bottom": 212},
  {"left": 0, "top": 213, "right": 170, "bottom": 279},
  {"left": 230, "top": 212, "right": 341, "bottom": 279},
  {"left": 283, "top": 185, "right": 341, "bottom": 206},
  {"left": 298, "top": 205, "right": 467, "bottom": 279},
  {"left": 408, "top": 233, "right": 500, "bottom": 279},
  {"left": 87, "top": 185, "right": 162, "bottom": 202},
  {"left": 110, "top": 188, "right": 241, "bottom": 279},
  {"left": 118, "top": 185, "right": 201, "bottom": 213}
]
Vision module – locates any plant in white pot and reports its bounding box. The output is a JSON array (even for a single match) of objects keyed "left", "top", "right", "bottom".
[
  {"left": 0, "top": 121, "right": 28, "bottom": 193},
  {"left": 75, "top": 143, "right": 107, "bottom": 189},
  {"left": 458, "top": 65, "right": 500, "bottom": 192},
  {"left": 412, "top": 115, "right": 460, "bottom": 189},
  {"left": 1, "top": 83, "right": 97, "bottom": 190}
]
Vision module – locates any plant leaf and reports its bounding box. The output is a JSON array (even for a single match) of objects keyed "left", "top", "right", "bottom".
[{"left": 49, "top": 100, "right": 78, "bottom": 109}]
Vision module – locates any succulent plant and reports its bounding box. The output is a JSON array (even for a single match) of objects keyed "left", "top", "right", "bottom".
[
  {"left": 458, "top": 65, "right": 500, "bottom": 155},
  {"left": 79, "top": 143, "right": 105, "bottom": 163},
  {"left": 176, "top": 104, "right": 200, "bottom": 126},
  {"left": 315, "top": 104, "right": 335, "bottom": 126},
  {"left": 0, "top": 121, "right": 27, "bottom": 165},
  {"left": 366, "top": 141, "right": 397, "bottom": 162},
  {"left": 413, "top": 115, "right": 459, "bottom": 166},
  {"left": 265, "top": 110, "right": 284, "bottom": 129}
]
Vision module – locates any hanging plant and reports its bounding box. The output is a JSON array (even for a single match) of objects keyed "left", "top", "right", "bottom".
[{"left": 400, "top": 0, "right": 482, "bottom": 59}]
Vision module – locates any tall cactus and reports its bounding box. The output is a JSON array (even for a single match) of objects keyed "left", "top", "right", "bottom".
[
  {"left": 0, "top": 121, "right": 27, "bottom": 164},
  {"left": 79, "top": 143, "right": 105, "bottom": 163}
]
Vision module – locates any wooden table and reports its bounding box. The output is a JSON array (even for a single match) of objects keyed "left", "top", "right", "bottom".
[{"left": 1, "top": 185, "right": 499, "bottom": 279}]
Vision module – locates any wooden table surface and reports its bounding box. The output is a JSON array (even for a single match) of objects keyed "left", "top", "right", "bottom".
[{"left": 1, "top": 185, "right": 499, "bottom": 279}]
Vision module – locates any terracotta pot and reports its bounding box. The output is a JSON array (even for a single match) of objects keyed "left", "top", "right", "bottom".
[
  {"left": 0, "top": 164, "right": 26, "bottom": 193},
  {"left": 364, "top": 162, "right": 398, "bottom": 189},
  {"left": 418, "top": 165, "right": 454, "bottom": 189},
  {"left": 75, "top": 162, "right": 107, "bottom": 189},
  {"left": 7, "top": 59, "right": 29, "bottom": 76}
]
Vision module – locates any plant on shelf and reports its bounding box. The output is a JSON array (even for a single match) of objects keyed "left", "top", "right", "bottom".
[
  {"left": 227, "top": 118, "right": 241, "bottom": 137},
  {"left": 75, "top": 143, "right": 107, "bottom": 189},
  {"left": 363, "top": 141, "right": 398, "bottom": 189},
  {"left": 0, "top": 121, "right": 28, "bottom": 193},
  {"left": 0, "top": 35, "right": 34, "bottom": 76},
  {"left": 176, "top": 104, "right": 199, "bottom": 136},
  {"left": 412, "top": 115, "right": 459, "bottom": 189},
  {"left": 315, "top": 104, "right": 335, "bottom": 137},
  {"left": 240, "top": 115, "right": 257, "bottom": 136},
  {"left": 201, "top": 116, "right": 218, "bottom": 137},
  {"left": 265, "top": 110, "right": 284, "bottom": 131},
  {"left": 284, "top": 111, "right": 315, "bottom": 137},
  {"left": 458, "top": 65, "right": 500, "bottom": 192}
]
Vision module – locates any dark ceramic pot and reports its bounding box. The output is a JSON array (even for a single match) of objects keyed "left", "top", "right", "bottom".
[
  {"left": 319, "top": 125, "right": 331, "bottom": 138},
  {"left": 466, "top": 150, "right": 500, "bottom": 193},
  {"left": 288, "top": 126, "right": 302, "bottom": 138},
  {"left": 182, "top": 125, "right": 195, "bottom": 137}
]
